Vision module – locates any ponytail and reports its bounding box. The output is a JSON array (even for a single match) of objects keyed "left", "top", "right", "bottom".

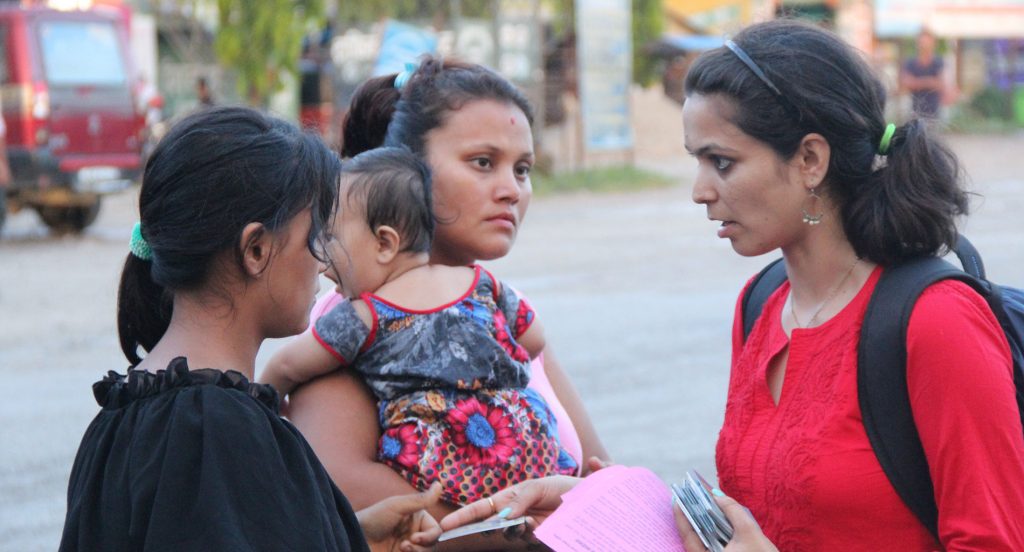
[
  {"left": 341, "top": 74, "right": 401, "bottom": 158},
  {"left": 842, "top": 120, "right": 968, "bottom": 266},
  {"left": 116, "top": 254, "right": 171, "bottom": 364}
]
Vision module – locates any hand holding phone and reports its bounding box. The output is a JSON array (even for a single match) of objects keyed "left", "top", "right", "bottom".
[{"left": 672, "top": 470, "right": 734, "bottom": 552}]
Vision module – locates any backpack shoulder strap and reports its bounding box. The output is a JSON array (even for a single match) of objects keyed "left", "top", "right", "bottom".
[
  {"left": 953, "top": 234, "right": 986, "bottom": 280},
  {"left": 740, "top": 258, "right": 787, "bottom": 342},
  {"left": 859, "top": 256, "right": 984, "bottom": 539}
]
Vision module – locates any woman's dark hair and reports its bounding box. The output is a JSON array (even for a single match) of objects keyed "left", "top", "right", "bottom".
[
  {"left": 117, "top": 106, "right": 341, "bottom": 364},
  {"left": 341, "top": 146, "right": 434, "bottom": 254},
  {"left": 684, "top": 19, "right": 967, "bottom": 266},
  {"left": 340, "top": 55, "right": 534, "bottom": 158}
]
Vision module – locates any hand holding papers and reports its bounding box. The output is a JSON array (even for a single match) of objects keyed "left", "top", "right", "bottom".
[
  {"left": 533, "top": 465, "right": 687, "bottom": 552},
  {"left": 440, "top": 466, "right": 757, "bottom": 551}
]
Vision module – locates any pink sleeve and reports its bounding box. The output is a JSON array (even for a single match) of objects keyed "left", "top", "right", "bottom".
[
  {"left": 907, "top": 281, "right": 1024, "bottom": 551},
  {"left": 509, "top": 284, "right": 583, "bottom": 471},
  {"left": 528, "top": 352, "right": 583, "bottom": 472},
  {"left": 304, "top": 290, "right": 348, "bottom": 358},
  {"left": 308, "top": 290, "right": 346, "bottom": 331}
]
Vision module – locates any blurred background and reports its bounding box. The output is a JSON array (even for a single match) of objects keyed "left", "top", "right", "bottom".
[
  {"left": 2, "top": 0, "right": 1024, "bottom": 550},
  {"left": 1, "top": 0, "right": 1022, "bottom": 235}
]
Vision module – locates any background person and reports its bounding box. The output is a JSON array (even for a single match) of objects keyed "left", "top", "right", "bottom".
[
  {"left": 284, "top": 56, "right": 609, "bottom": 548},
  {"left": 59, "top": 106, "right": 441, "bottom": 552},
  {"left": 900, "top": 28, "right": 947, "bottom": 119},
  {"left": 196, "top": 76, "right": 215, "bottom": 108}
]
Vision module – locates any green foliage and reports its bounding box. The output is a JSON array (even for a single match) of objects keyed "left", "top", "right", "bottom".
[
  {"left": 545, "top": 0, "right": 574, "bottom": 36},
  {"left": 336, "top": 0, "right": 498, "bottom": 25},
  {"left": 632, "top": 0, "right": 663, "bottom": 86},
  {"left": 213, "top": 0, "right": 325, "bottom": 106},
  {"left": 533, "top": 165, "right": 673, "bottom": 196},
  {"left": 970, "top": 86, "right": 1014, "bottom": 120},
  {"left": 337, "top": 0, "right": 434, "bottom": 23},
  {"left": 948, "top": 86, "right": 1024, "bottom": 132}
]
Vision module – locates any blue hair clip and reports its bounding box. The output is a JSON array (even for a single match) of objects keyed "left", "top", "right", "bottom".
[{"left": 394, "top": 62, "right": 418, "bottom": 90}]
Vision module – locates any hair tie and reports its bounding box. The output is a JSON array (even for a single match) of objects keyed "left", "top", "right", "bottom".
[
  {"left": 130, "top": 221, "right": 153, "bottom": 261},
  {"left": 393, "top": 62, "right": 418, "bottom": 90},
  {"left": 878, "top": 123, "right": 896, "bottom": 155}
]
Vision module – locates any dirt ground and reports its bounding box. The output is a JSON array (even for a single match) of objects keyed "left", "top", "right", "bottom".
[{"left": 2, "top": 88, "right": 1024, "bottom": 550}]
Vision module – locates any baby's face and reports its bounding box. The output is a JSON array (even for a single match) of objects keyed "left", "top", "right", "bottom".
[{"left": 322, "top": 189, "right": 383, "bottom": 298}]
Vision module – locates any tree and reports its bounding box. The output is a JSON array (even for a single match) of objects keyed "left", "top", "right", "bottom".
[
  {"left": 631, "top": 0, "right": 663, "bottom": 86},
  {"left": 335, "top": 0, "right": 498, "bottom": 26},
  {"left": 213, "top": 0, "right": 325, "bottom": 106}
]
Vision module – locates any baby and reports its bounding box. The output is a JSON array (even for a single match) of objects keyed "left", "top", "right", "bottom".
[{"left": 261, "top": 147, "right": 577, "bottom": 505}]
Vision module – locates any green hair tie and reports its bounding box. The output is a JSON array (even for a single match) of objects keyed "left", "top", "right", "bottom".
[
  {"left": 129, "top": 221, "right": 153, "bottom": 261},
  {"left": 878, "top": 123, "right": 896, "bottom": 155}
]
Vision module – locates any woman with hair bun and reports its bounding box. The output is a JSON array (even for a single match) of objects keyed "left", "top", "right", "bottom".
[{"left": 281, "top": 56, "right": 609, "bottom": 548}]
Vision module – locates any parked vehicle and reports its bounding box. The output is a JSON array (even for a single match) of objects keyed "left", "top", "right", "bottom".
[{"left": 0, "top": 3, "right": 143, "bottom": 233}]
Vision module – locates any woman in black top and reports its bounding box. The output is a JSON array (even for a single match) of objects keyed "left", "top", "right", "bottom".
[{"left": 59, "top": 107, "right": 441, "bottom": 552}]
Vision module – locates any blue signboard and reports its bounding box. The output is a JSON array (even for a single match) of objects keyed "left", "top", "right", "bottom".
[
  {"left": 373, "top": 20, "right": 438, "bottom": 76},
  {"left": 575, "top": 0, "right": 634, "bottom": 151}
]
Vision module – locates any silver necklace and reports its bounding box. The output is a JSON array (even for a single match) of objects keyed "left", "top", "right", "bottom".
[{"left": 790, "top": 257, "right": 862, "bottom": 329}]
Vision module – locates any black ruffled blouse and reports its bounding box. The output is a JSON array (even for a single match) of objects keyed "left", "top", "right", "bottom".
[{"left": 59, "top": 358, "right": 370, "bottom": 552}]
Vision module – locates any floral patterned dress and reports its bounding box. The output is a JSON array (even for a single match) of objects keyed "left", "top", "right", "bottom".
[{"left": 313, "top": 265, "right": 578, "bottom": 505}]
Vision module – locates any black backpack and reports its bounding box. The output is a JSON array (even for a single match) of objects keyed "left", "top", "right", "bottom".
[{"left": 740, "top": 234, "right": 1024, "bottom": 538}]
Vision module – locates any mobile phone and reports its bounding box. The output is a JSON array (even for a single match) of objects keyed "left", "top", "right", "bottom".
[{"left": 672, "top": 470, "right": 734, "bottom": 552}]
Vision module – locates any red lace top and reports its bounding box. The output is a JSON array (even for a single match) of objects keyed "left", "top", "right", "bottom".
[{"left": 717, "top": 266, "right": 1024, "bottom": 551}]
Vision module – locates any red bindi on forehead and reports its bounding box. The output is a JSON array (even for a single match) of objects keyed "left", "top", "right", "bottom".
[{"left": 510, "top": 117, "right": 515, "bottom": 125}]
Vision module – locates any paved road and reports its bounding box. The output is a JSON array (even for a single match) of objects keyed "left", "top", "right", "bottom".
[{"left": 2, "top": 132, "right": 1023, "bottom": 551}]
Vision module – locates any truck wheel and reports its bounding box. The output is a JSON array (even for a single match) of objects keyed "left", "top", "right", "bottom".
[{"left": 36, "top": 197, "right": 102, "bottom": 234}]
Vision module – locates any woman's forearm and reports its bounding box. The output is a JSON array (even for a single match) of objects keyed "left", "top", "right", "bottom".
[
  {"left": 540, "top": 345, "right": 610, "bottom": 466},
  {"left": 288, "top": 371, "right": 409, "bottom": 505}
]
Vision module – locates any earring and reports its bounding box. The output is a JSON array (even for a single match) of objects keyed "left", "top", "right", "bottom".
[{"left": 802, "top": 187, "right": 824, "bottom": 225}]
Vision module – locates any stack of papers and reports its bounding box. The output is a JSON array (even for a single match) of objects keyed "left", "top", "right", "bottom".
[{"left": 534, "top": 465, "right": 687, "bottom": 552}]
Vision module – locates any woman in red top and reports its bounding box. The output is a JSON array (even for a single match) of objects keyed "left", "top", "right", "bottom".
[
  {"left": 680, "top": 19, "right": 1024, "bottom": 551},
  {"left": 437, "top": 19, "right": 1023, "bottom": 551}
]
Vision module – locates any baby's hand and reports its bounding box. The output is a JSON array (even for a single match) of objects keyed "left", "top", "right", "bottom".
[{"left": 581, "top": 456, "right": 613, "bottom": 476}]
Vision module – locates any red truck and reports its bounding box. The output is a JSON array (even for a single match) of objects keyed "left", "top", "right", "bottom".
[{"left": 0, "top": 2, "right": 143, "bottom": 233}]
